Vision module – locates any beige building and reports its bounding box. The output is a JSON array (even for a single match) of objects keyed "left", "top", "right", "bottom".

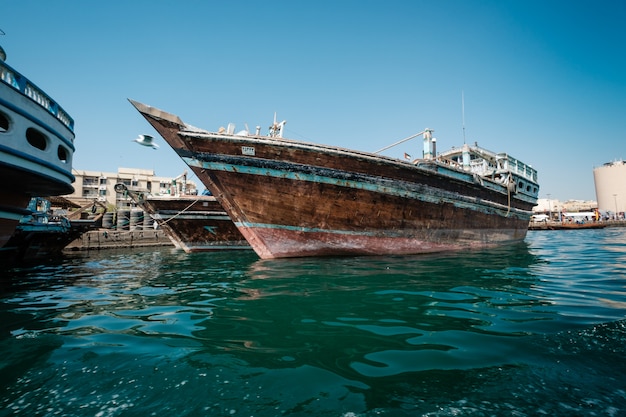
[
  {"left": 67, "top": 167, "right": 197, "bottom": 209},
  {"left": 593, "top": 160, "right": 626, "bottom": 214},
  {"left": 533, "top": 198, "right": 597, "bottom": 217}
]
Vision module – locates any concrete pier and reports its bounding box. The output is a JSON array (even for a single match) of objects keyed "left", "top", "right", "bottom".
[{"left": 65, "top": 229, "right": 174, "bottom": 251}]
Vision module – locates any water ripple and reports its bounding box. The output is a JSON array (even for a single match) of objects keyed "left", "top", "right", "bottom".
[{"left": 2, "top": 230, "right": 626, "bottom": 415}]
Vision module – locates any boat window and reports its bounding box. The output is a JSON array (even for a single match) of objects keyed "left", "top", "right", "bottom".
[
  {"left": 518, "top": 181, "right": 523, "bottom": 190},
  {"left": 26, "top": 127, "right": 48, "bottom": 151},
  {"left": 0, "top": 110, "right": 9, "bottom": 132},
  {"left": 57, "top": 145, "right": 69, "bottom": 163}
]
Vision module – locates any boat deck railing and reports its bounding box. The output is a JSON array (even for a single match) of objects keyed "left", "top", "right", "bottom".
[
  {"left": 498, "top": 154, "right": 537, "bottom": 182},
  {"left": 0, "top": 59, "right": 74, "bottom": 133},
  {"left": 437, "top": 145, "right": 538, "bottom": 184}
]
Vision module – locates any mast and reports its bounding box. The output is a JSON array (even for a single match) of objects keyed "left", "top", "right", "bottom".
[{"left": 462, "top": 90, "right": 466, "bottom": 145}]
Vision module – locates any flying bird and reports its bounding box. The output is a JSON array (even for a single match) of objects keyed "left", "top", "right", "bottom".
[{"left": 133, "top": 134, "right": 159, "bottom": 149}]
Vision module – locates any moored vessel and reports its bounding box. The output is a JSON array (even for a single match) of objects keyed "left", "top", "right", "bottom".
[
  {"left": 2, "top": 197, "right": 104, "bottom": 263},
  {"left": 0, "top": 43, "right": 75, "bottom": 249},
  {"left": 114, "top": 183, "right": 249, "bottom": 252},
  {"left": 130, "top": 99, "right": 539, "bottom": 259},
  {"left": 529, "top": 221, "right": 607, "bottom": 231}
]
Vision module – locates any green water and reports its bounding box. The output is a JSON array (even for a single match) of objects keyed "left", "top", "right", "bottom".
[{"left": 1, "top": 228, "right": 626, "bottom": 416}]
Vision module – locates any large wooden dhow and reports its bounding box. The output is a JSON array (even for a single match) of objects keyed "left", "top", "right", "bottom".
[
  {"left": 114, "top": 183, "right": 249, "bottom": 252},
  {"left": 129, "top": 99, "right": 539, "bottom": 259}
]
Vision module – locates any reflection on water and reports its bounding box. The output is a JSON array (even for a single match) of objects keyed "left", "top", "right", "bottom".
[
  {"left": 1, "top": 230, "right": 626, "bottom": 415},
  {"left": 233, "top": 245, "right": 544, "bottom": 379}
]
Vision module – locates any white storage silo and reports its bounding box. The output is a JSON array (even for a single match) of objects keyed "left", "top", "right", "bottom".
[{"left": 593, "top": 160, "right": 626, "bottom": 214}]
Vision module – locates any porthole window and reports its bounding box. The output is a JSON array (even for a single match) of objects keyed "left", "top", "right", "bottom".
[
  {"left": 26, "top": 128, "right": 48, "bottom": 151},
  {"left": 526, "top": 185, "right": 531, "bottom": 192},
  {"left": 57, "top": 145, "right": 69, "bottom": 163},
  {"left": 518, "top": 181, "right": 524, "bottom": 189},
  {"left": 0, "top": 110, "right": 9, "bottom": 132}
]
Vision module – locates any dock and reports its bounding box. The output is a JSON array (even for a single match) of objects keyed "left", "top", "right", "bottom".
[{"left": 65, "top": 229, "right": 174, "bottom": 251}]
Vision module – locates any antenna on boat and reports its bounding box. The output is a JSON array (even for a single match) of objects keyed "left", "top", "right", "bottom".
[
  {"left": 269, "top": 112, "right": 286, "bottom": 138},
  {"left": 462, "top": 90, "right": 466, "bottom": 144},
  {"left": 0, "top": 29, "right": 5, "bottom": 62}
]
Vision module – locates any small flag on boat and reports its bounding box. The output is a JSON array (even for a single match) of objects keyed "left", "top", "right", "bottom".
[{"left": 404, "top": 153, "right": 411, "bottom": 160}]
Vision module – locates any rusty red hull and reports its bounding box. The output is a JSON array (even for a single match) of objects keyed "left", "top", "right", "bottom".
[
  {"left": 130, "top": 100, "right": 538, "bottom": 259},
  {"left": 238, "top": 226, "right": 524, "bottom": 258}
]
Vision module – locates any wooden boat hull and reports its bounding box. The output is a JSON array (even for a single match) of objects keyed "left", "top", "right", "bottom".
[
  {"left": 116, "top": 185, "right": 249, "bottom": 252},
  {"left": 200, "top": 167, "right": 530, "bottom": 258},
  {"left": 130, "top": 100, "right": 537, "bottom": 259}
]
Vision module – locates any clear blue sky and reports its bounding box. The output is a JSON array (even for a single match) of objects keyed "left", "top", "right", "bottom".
[{"left": 3, "top": 0, "right": 625, "bottom": 201}]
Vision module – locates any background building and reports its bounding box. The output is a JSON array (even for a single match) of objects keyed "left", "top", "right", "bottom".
[
  {"left": 593, "top": 160, "right": 626, "bottom": 215},
  {"left": 67, "top": 167, "right": 197, "bottom": 209},
  {"left": 533, "top": 198, "right": 597, "bottom": 219}
]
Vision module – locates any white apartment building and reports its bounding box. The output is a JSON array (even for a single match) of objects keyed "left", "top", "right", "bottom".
[{"left": 67, "top": 167, "right": 198, "bottom": 209}]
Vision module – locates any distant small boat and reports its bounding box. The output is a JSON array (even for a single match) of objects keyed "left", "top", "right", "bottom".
[
  {"left": 528, "top": 221, "right": 607, "bottom": 231},
  {"left": 0, "top": 44, "right": 75, "bottom": 249},
  {"left": 130, "top": 99, "right": 539, "bottom": 259},
  {"left": 114, "top": 183, "right": 249, "bottom": 252}
]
